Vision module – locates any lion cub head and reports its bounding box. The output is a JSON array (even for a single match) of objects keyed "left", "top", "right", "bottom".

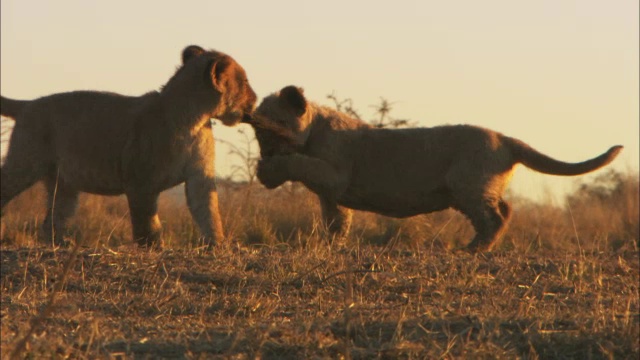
[
  {"left": 250, "top": 86, "right": 312, "bottom": 157},
  {"left": 168, "top": 45, "right": 257, "bottom": 126}
]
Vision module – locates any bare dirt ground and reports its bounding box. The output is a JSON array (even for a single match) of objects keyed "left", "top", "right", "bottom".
[{"left": 2, "top": 242, "right": 638, "bottom": 359}]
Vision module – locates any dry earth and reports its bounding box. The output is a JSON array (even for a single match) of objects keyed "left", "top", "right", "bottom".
[{"left": 1, "top": 242, "right": 638, "bottom": 359}]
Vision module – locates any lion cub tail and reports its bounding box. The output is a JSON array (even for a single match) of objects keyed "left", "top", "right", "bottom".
[
  {"left": 506, "top": 137, "right": 623, "bottom": 176},
  {"left": 1, "top": 96, "right": 30, "bottom": 120}
]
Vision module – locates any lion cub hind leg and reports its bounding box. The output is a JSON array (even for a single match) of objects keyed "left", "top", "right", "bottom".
[
  {"left": 319, "top": 197, "right": 353, "bottom": 243},
  {"left": 455, "top": 197, "right": 512, "bottom": 253},
  {"left": 42, "top": 174, "right": 79, "bottom": 246},
  {"left": 1, "top": 131, "right": 52, "bottom": 212},
  {"left": 126, "top": 192, "right": 163, "bottom": 249}
]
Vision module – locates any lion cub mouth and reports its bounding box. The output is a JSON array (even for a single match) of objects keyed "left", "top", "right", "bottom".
[{"left": 246, "top": 114, "right": 302, "bottom": 158}]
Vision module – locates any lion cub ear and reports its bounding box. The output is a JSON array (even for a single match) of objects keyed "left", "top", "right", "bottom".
[
  {"left": 181, "top": 45, "right": 205, "bottom": 64},
  {"left": 208, "top": 56, "right": 233, "bottom": 92},
  {"left": 279, "top": 86, "right": 307, "bottom": 116}
]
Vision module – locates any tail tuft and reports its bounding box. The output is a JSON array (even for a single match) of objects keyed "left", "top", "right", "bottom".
[{"left": 607, "top": 145, "right": 624, "bottom": 159}]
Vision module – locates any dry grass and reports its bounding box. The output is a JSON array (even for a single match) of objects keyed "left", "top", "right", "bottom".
[{"left": 1, "top": 171, "right": 638, "bottom": 359}]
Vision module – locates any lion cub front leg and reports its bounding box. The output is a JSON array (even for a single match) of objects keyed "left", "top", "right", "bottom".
[
  {"left": 184, "top": 133, "right": 225, "bottom": 248},
  {"left": 185, "top": 173, "right": 225, "bottom": 248},
  {"left": 257, "top": 154, "right": 348, "bottom": 197},
  {"left": 126, "top": 192, "right": 163, "bottom": 248}
]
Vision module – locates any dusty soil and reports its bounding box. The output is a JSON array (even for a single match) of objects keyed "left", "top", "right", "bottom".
[{"left": 1, "top": 243, "right": 638, "bottom": 359}]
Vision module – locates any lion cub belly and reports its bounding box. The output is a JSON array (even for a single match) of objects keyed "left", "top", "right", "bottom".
[
  {"left": 58, "top": 157, "right": 125, "bottom": 195},
  {"left": 339, "top": 181, "right": 452, "bottom": 218},
  {"left": 336, "top": 135, "right": 454, "bottom": 217}
]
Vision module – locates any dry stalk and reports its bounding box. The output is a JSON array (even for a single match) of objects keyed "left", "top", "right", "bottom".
[
  {"left": 10, "top": 241, "right": 82, "bottom": 359},
  {"left": 282, "top": 259, "right": 328, "bottom": 286}
]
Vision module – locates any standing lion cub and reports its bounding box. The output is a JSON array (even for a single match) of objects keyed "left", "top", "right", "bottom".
[
  {"left": 1, "top": 45, "right": 257, "bottom": 248},
  {"left": 248, "top": 85, "right": 623, "bottom": 253}
]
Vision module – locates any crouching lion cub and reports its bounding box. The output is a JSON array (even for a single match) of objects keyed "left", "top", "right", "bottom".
[
  {"left": 1, "top": 45, "right": 257, "bottom": 248},
  {"left": 248, "top": 85, "right": 623, "bottom": 253}
]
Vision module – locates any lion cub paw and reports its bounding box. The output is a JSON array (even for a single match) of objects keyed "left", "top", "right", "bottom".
[{"left": 257, "top": 157, "right": 289, "bottom": 189}]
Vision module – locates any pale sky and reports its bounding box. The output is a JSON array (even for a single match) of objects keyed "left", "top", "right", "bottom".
[{"left": 1, "top": 0, "right": 638, "bottom": 203}]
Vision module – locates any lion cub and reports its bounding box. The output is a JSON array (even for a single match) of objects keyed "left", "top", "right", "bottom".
[
  {"left": 1, "top": 46, "right": 257, "bottom": 248},
  {"left": 249, "top": 85, "right": 623, "bottom": 252}
]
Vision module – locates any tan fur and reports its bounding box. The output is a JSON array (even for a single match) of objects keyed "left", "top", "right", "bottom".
[
  {"left": 1, "top": 45, "right": 257, "bottom": 248},
  {"left": 249, "top": 86, "right": 623, "bottom": 252}
]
